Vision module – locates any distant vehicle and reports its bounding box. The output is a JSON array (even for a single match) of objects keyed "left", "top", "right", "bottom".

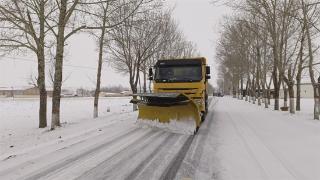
[
  {"left": 213, "top": 92, "right": 224, "bottom": 97},
  {"left": 61, "top": 93, "right": 78, "bottom": 97}
]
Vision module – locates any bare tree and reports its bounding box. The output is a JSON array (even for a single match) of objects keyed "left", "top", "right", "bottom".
[
  {"left": 48, "top": 0, "right": 90, "bottom": 130},
  {"left": 87, "top": 0, "right": 149, "bottom": 118},
  {"left": 247, "top": 0, "right": 298, "bottom": 110},
  {"left": 0, "top": 0, "right": 55, "bottom": 128},
  {"left": 216, "top": 0, "right": 320, "bottom": 118},
  {"left": 300, "top": 0, "right": 320, "bottom": 119},
  {"left": 107, "top": 4, "right": 199, "bottom": 112}
]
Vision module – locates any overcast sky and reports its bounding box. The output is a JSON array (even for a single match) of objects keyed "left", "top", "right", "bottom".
[{"left": 0, "top": 0, "right": 230, "bottom": 89}]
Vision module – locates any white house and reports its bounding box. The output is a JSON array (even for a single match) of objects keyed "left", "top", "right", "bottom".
[{"left": 279, "top": 83, "right": 314, "bottom": 98}]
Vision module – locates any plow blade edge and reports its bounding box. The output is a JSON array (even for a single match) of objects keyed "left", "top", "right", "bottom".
[{"left": 132, "top": 93, "right": 201, "bottom": 134}]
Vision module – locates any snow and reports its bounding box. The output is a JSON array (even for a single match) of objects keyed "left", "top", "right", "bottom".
[
  {"left": 137, "top": 118, "right": 196, "bottom": 135},
  {"left": 1, "top": 96, "right": 320, "bottom": 179},
  {"left": 0, "top": 97, "right": 132, "bottom": 129},
  {"left": 204, "top": 97, "right": 320, "bottom": 180},
  {"left": 0, "top": 97, "right": 133, "bottom": 156},
  {"left": 270, "top": 98, "right": 316, "bottom": 120}
]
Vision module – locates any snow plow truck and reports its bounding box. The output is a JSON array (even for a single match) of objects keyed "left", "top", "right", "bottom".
[{"left": 131, "top": 57, "right": 211, "bottom": 134}]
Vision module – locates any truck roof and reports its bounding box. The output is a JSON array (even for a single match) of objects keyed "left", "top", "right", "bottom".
[{"left": 156, "top": 57, "right": 207, "bottom": 66}]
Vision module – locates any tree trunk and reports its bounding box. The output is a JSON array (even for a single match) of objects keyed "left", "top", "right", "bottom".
[
  {"left": 252, "top": 79, "right": 256, "bottom": 104},
  {"left": 257, "top": 85, "right": 261, "bottom": 106},
  {"left": 264, "top": 89, "right": 268, "bottom": 108},
  {"left": 304, "top": 2, "right": 318, "bottom": 120},
  {"left": 296, "top": 73, "right": 302, "bottom": 111},
  {"left": 233, "top": 85, "right": 236, "bottom": 98},
  {"left": 131, "top": 83, "right": 138, "bottom": 111},
  {"left": 256, "top": 47, "right": 261, "bottom": 106},
  {"left": 288, "top": 84, "right": 295, "bottom": 114},
  {"left": 143, "top": 68, "right": 147, "bottom": 93},
  {"left": 314, "top": 86, "right": 320, "bottom": 120},
  {"left": 257, "top": 81, "right": 261, "bottom": 106},
  {"left": 245, "top": 80, "right": 249, "bottom": 101},
  {"left": 237, "top": 79, "right": 240, "bottom": 99},
  {"left": 262, "top": 80, "right": 268, "bottom": 108},
  {"left": 131, "top": 69, "right": 140, "bottom": 111},
  {"left": 149, "top": 77, "right": 152, "bottom": 93},
  {"left": 296, "top": 26, "right": 305, "bottom": 111},
  {"left": 274, "top": 88, "right": 280, "bottom": 110},
  {"left": 240, "top": 76, "right": 243, "bottom": 100},
  {"left": 248, "top": 80, "right": 251, "bottom": 102},
  {"left": 93, "top": 19, "right": 107, "bottom": 118},
  {"left": 248, "top": 83, "right": 251, "bottom": 103},
  {"left": 267, "top": 89, "right": 271, "bottom": 105},
  {"left": 37, "top": 50, "right": 47, "bottom": 128},
  {"left": 37, "top": 1, "right": 47, "bottom": 128},
  {"left": 272, "top": 41, "right": 280, "bottom": 111},
  {"left": 283, "top": 87, "right": 288, "bottom": 108},
  {"left": 273, "top": 76, "right": 280, "bottom": 110},
  {"left": 51, "top": 1, "right": 67, "bottom": 130}
]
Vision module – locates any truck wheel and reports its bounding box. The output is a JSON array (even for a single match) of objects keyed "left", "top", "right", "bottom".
[
  {"left": 205, "top": 94, "right": 208, "bottom": 114},
  {"left": 194, "top": 126, "right": 199, "bottom": 135},
  {"left": 201, "top": 112, "right": 206, "bottom": 122}
]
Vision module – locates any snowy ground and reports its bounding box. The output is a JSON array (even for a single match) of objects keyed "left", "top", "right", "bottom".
[
  {"left": 210, "top": 97, "right": 320, "bottom": 180},
  {"left": 269, "top": 98, "right": 316, "bottom": 120},
  {"left": 1, "top": 97, "right": 320, "bottom": 179},
  {"left": 0, "top": 97, "right": 133, "bottom": 129},
  {"left": 0, "top": 97, "right": 133, "bottom": 156}
]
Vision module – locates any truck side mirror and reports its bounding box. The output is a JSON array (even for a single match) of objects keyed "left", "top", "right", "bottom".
[
  {"left": 149, "top": 68, "right": 153, "bottom": 80},
  {"left": 206, "top": 66, "right": 211, "bottom": 74},
  {"left": 206, "top": 66, "right": 211, "bottom": 79}
]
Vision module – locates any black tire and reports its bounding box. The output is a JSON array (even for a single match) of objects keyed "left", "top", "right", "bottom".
[
  {"left": 194, "top": 126, "right": 199, "bottom": 135},
  {"left": 205, "top": 94, "right": 208, "bottom": 114},
  {"left": 201, "top": 112, "right": 206, "bottom": 122}
]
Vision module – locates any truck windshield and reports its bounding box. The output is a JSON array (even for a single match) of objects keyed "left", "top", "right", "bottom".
[{"left": 155, "top": 66, "right": 202, "bottom": 82}]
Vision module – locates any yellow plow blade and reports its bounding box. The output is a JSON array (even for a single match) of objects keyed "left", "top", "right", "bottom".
[{"left": 132, "top": 93, "right": 201, "bottom": 134}]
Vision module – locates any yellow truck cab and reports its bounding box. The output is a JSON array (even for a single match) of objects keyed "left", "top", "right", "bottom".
[
  {"left": 151, "top": 57, "right": 211, "bottom": 120},
  {"left": 132, "top": 57, "right": 210, "bottom": 134}
]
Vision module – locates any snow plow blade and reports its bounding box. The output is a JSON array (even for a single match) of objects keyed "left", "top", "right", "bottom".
[{"left": 131, "top": 93, "right": 201, "bottom": 134}]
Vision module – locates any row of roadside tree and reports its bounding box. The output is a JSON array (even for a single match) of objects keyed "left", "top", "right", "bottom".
[{"left": 216, "top": 0, "right": 320, "bottom": 119}]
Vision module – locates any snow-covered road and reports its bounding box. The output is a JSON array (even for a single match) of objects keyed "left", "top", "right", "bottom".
[
  {"left": 211, "top": 97, "right": 320, "bottom": 180},
  {"left": 0, "top": 98, "right": 217, "bottom": 180},
  {"left": 1, "top": 97, "right": 320, "bottom": 180}
]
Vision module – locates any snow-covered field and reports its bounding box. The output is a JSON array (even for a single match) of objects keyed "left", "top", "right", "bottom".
[
  {"left": 1, "top": 96, "right": 320, "bottom": 180},
  {"left": 0, "top": 97, "right": 133, "bottom": 129},
  {"left": 0, "top": 97, "right": 133, "bottom": 156}
]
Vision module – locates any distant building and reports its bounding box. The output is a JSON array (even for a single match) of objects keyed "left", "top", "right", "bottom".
[
  {"left": 23, "top": 87, "right": 41, "bottom": 96},
  {"left": 279, "top": 83, "right": 313, "bottom": 98},
  {"left": 0, "top": 87, "right": 54, "bottom": 97},
  {"left": 22, "top": 87, "right": 54, "bottom": 97},
  {"left": 0, "top": 87, "right": 25, "bottom": 97}
]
